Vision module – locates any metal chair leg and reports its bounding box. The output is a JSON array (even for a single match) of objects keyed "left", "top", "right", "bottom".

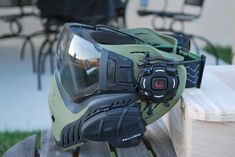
[
  {"left": 41, "top": 44, "right": 48, "bottom": 74},
  {"left": 27, "top": 37, "right": 36, "bottom": 72},
  {"left": 37, "top": 54, "right": 42, "bottom": 90},
  {"left": 20, "top": 36, "right": 36, "bottom": 72},
  {"left": 20, "top": 37, "right": 28, "bottom": 60},
  {"left": 39, "top": 38, "right": 50, "bottom": 74},
  {"left": 40, "top": 39, "right": 54, "bottom": 75},
  {"left": 37, "top": 38, "right": 49, "bottom": 90},
  {"left": 20, "top": 31, "right": 45, "bottom": 72},
  {"left": 38, "top": 50, "right": 51, "bottom": 90},
  {"left": 42, "top": 47, "right": 54, "bottom": 74},
  {"left": 49, "top": 46, "right": 54, "bottom": 74},
  {"left": 49, "top": 36, "right": 58, "bottom": 74}
]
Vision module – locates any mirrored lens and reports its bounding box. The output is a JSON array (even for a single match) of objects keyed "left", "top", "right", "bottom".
[{"left": 57, "top": 32, "right": 101, "bottom": 101}]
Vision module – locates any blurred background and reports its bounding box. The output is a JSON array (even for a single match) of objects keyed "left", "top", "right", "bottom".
[{"left": 0, "top": 0, "right": 234, "bottom": 155}]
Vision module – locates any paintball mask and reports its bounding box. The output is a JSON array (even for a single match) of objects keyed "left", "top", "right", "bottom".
[{"left": 49, "top": 23, "right": 205, "bottom": 150}]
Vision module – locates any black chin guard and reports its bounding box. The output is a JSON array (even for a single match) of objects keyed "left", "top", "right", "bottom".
[{"left": 81, "top": 103, "right": 146, "bottom": 147}]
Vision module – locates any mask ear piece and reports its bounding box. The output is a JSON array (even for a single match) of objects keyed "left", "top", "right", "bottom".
[{"left": 137, "top": 64, "right": 179, "bottom": 103}]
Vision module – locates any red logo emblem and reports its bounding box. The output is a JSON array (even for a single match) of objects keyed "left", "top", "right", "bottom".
[{"left": 154, "top": 80, "right": 165, "bottom": 88}]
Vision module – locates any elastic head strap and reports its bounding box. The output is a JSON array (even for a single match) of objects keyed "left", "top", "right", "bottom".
[{"left": 177, "top": 50, "right": 206, "bottom": 88}]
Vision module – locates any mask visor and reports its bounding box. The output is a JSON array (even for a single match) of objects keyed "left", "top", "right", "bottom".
[{"left": 56, "top": 28, "right": 101, "bottom": 102}]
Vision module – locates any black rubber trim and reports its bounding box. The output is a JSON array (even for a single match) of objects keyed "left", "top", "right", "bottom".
[
  {"left": 81, "top": 104, "right": 146, "bottom": 147},
  {"left": 184, "top": 55, "right": 206, "bottom": 88},
  {"left": 55, "top": 93, "right": 139, "bottom": 148}
]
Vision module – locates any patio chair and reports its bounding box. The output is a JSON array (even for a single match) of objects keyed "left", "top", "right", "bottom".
[
  {"left": 137, "top": 0, "right": 219, "bottom": 64},
  {"left": 138, "top": 0, "right": 204, "bottom": 32},
  {"left": 0, "top": 0, "right": 34, "bottom": 34},
  {"left": 0, "top": 0, "right": 39, "bottom": 72},
  {"left": 33, "top": 0, "right": 127, "bottom": 90}
]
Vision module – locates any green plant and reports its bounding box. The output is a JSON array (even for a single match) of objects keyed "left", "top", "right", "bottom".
[
  {"left": 203, "top": 45, "right": 232, "bottom": 64},
  {"left": 0, "top": 131, "right": 40, "bottom": 156}
]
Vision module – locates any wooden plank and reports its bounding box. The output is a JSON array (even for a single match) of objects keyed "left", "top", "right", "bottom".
[
  {"left": 182, "top": 66, "right": 235, "bottom": 122},
  {"left": 116, "top": 141, "right": 150, "bottom": 157},
  {"left": 169, "top": 99, "right": 235, "bottom": 157},
  {"left": 3, "top": 134, "right": 37, "bottom": 157},
  {"left": 167, "top": 101, "right": 187, "bottom": 157},
  {"left": 144, "top": 119, "right": 176, "bottom": 157},
  {"left": 79, "top": 141, "right": 112, "bottom": 157},
  {"left": 40, "top": 129, "right": 73, "bottom": 157}
]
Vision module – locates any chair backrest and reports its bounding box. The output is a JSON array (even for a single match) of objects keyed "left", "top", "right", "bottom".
[
  {"left": 37, "top": 0, "right": 121, "bottom": 25},
  {"left": 0, "top": 0, "right": 32, "bottom": 7},
  {"left": 184, "top": 0, "right": 204, "bottom": 7},
  {"left": 182, "top": 0, "right": 205, "bottom": 17}
]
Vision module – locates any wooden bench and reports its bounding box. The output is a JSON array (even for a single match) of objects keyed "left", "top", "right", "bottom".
[{"left": 3, "top": 119, "right": 177, "bottom": 157}]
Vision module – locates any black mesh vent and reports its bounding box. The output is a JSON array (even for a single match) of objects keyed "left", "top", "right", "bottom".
[
  {"left": 61, "top": 121, "right": 81, "bottom": 147},
  {"left": 84, "top": 97, "right": 136, "bottom": 122}
]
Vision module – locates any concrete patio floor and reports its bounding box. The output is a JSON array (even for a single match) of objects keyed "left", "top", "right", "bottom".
[{"left": 0, "top": 38, "right": 52, "bottom": 131}]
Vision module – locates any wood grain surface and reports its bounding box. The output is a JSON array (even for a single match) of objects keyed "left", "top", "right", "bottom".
[
  {"left": 182, "top": 65, "right": 235, "bottom": 122},
  {"left": 115, "top": 141, "right": 150, "bottom": 157},
  {"left": 3, "top": 135, "right": 36, "bottom": 157},
  {"left": 40, "top": 130, "right": 73, "bottom": 157},
  {"left": 79, "top": 141, "right": 112, "bottom": 157},
  {"left": 144, "top": 119, "right": 177, "bottom": 157},
  {"left": 168, "top": 65, "right": 235, "bottom": 157}
]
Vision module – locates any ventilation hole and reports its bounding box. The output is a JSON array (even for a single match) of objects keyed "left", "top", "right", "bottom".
[
  {"left": 116, "top": 101, "right": 120, "bottom": 105},
  {"left": 65, "top": 128, "right": 70, "bottom": 145},
  {"left": 77, "top": 121, "right": 81, "bottom": 140},
  {"left": 74, "top": 123, "right": 80, "bottom": 142},
  {"left": 62, "top": 130, "right": 68, "bottom": 146},
  {"left": 61, "top": 132, "right": 65, "bottom": 145},
  {"left": 72, "top": 127, "right": 75, "bottom": 142},
  {"left": 122, "top": 99, "right": 126, "bottom": 104},
  {"left": 69, "top": 126, "right": 74, "bottom": 144},
  {"left": 128, "top": 99, "right": 132, "bottom": 103},
  {"left": 51, "top": 115, "right": 55, "bottom": 122},
  {"left": 95, "top": 108, "right": 99, "bottom": 113}
]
